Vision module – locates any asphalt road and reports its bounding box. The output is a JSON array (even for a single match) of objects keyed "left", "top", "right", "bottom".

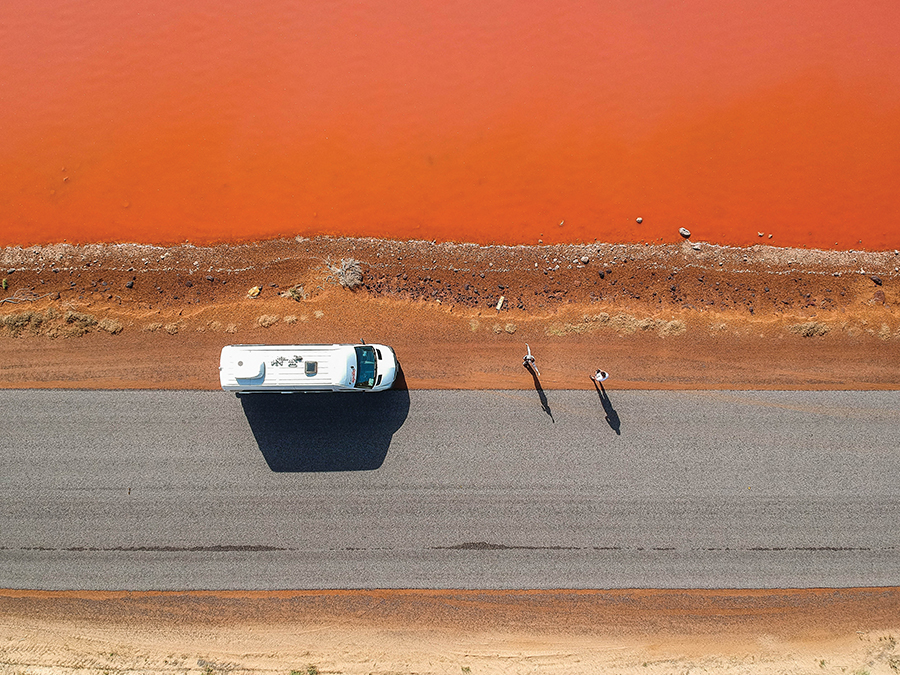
[{"left": 1, "top": 388, "right": 898, "bottom": 590}]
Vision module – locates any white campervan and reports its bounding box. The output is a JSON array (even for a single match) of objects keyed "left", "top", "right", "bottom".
[{"left": 220, "top": 343, "right": 398, "bottom": 393}]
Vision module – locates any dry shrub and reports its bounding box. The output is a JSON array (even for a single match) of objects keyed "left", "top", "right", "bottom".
[
  {"left": 164, "top": 323, "right": 179, "bottom": 335},
  {"left": 548, "top": 313, "right": 685, "bottom": 338},
  {"left": 790, "top": 321, "right": 830, "bottom": 337},
  {"left": 65, "top": 311, "right": 96, "bottom": 326},
  {"left": 636, "top": 318, "right": 663, "bottom": 331},
  {"left": 281, "top": 285, "right": 308, "bottom": 302},
  {"left": 659, "top": 320, "right": 686, "bottom": 337},
  {"left": 98, "top": 318, "right": 123, "bottom": 335},
  {"left": 583, "top": 312, "right": 610, "bottom": 325},
  {"left": 1, "top": 308, "right": 121, "bottom": 338},
  {"left": 225, "top": 323, "right": 238, "bottom": 333},
  {"left": 326, "top": 258, "right": 363, "bottom": 289},
  {"left": 284, "top": 315, "right": 298, "bottom": 324},
  {"left": 29, "top": 313, "right": 45, "bottom": 334},
  {"left": 1, "top": 311, "right": 36, "bottom": 337},
  {"left": 314, "top": 310, "right": 324, "bottom": 319},
  {"left": 609, "top": 314, "right": 640, "bottom": 334},
  {"left": 504, "top": 323, "right": 517, "bottom": 334},
  {"left": 257, "top": 315, "right": 280, "bottom": 328},
  {"left": 208, "top": 321, "right": 223, "bottom": 332},
  {"left": 143, "top": 323, "right": 163, "bottom": 332},
  {"left": 64, "top": 311, "right": 97, "bottom": 337},
  {"left": 545, "top": 324, "right": 568, "bottom": 337}
]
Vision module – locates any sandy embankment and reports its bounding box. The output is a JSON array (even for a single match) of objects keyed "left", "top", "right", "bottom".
[{"left": 1, "top": 589, "right": 899, "bottom": 674}]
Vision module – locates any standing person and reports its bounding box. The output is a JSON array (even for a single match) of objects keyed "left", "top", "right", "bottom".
[
  {"left": 523, "top": 343, "right": 539, "bottom": 375},
  {"left": 593, "top": 369, "right": 609, "bottom": 383}
]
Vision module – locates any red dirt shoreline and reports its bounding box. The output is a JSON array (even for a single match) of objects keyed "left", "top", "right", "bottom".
[{"left": 1, "top": 237, "right": 899, "bottom": 391}]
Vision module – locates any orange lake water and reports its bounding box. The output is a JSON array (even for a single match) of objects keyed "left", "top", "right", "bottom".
[{"left": 1, "top": 0, "right": 899, "bottom": 250}]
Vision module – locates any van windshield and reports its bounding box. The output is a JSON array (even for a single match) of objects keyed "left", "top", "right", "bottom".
[{"left": 354, "top": 346, "right": 377, "bottom": 389}]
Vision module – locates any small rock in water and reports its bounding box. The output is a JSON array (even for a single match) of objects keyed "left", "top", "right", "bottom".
[
  {"left": 679, "top": 227, "right": 691, "bottom": 238},
  {"left": 580, "top": 256, "right": 589, "bottom": 264},
  {"left": 871, "top": 275, "right": 883, "bottom": 286},
  {"left": 758, "top": 232, "right": 764, "bottom": 237},
  {"left": 691, "top": 243, "right": 701, "bottom": 251},
  {"left": 872, "top": 289, "right": 886, "bottom": 304},
  {"left": 636, "top": 217, "right": 643, "bottom": 224},
  {"left": 125, "top": 281, "right": 134, "bottom": 289}
]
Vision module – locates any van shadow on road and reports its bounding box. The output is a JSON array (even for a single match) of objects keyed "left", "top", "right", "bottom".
[{"left": 240, "top": 389, "right": 410, "bottom": 472}]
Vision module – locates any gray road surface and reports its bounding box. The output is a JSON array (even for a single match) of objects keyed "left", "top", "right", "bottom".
[{"left": 0, "top": 389, "right": 898, "bottom": 590}]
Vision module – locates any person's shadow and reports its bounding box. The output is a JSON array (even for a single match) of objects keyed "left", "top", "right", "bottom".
[
  {"left": 525, "top": 363, "right": 554, "bottom": 422},
  {"left": 240, "top": 387, "right": 410, "bottom": 471},
  {"left": 592, "top": 380, "right": 621, "bottom": 435}
]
